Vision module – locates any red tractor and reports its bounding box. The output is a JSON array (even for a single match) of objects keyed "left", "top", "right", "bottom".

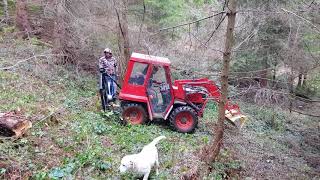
[{"left": 119, "top": 53, "right": 246, "bottom": 133}]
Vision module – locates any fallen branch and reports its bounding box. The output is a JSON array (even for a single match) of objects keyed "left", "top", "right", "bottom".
[
  {"left": 0, "top": 54, "right": 63, "bottom": 70},
  {"left": 291, "top": 109, "right": 320, "bottom": 117}
]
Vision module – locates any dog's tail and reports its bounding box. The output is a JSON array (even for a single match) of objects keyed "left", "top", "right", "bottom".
[{"left": 149, "top": 136, "right": 166, "bottom": 146}]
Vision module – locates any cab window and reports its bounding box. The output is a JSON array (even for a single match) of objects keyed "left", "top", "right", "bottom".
[{"left": 128, "top": 62, "right": 149, "bottom": 85}]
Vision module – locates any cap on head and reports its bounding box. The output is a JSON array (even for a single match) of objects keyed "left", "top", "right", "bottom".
[
  {"left": 104, "top": 48, "right": 112, "bottom": 54},
  {"left": 153, "top": 66, "right": 159, "bottom": 71}
]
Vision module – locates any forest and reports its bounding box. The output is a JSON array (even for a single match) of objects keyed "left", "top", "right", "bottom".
[{"left": 0, "top": 0, "right": 319, "bottom": 179}]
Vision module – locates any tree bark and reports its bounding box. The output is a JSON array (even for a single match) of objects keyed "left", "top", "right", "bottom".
[
  {"left": 52, "top": 0, "right": 66, "bottom": 56},
  {"left": 3, "top": 0, "right": 8, "bottom": 24},
  {"left": 115, "top": 0, "right": 130, "bottom": 85},
  {"left": 208, "top": 0, "right": 237, "bottom": 163},
  {"left": 0, "top": 112, "right": 32, "bottom": 137},
  {"left": 52, "top": 0, "right": 73, "bottom": 63},
  {"left": 298, "top": 72, "right": 303, "bottom": 87},
  {"left": 302, "top": 72, "right": 307, "bottom": 87},
  {"left": 15, "top": 0, "right": 32, "bottom": 36}
]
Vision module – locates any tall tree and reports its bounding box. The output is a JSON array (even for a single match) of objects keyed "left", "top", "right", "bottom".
[
  {"left": 52, "top": 0, "right": 66, "bottom": 57},
  {"left": 208, "top": 0, "right": 237, "bottom": 162},
  {"left": 114, "top": 0, "right": 130, "bottom": 84},
  {"left": 3, "top": 0, "right": 8, "bottom": 24},
  {"left": 15, "top": 0, "right": 32, "bottom": 36}
]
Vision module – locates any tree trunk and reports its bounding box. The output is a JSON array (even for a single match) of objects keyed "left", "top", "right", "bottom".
[
  {"left": 302, "top": 72, "right": 307, "bottom": 87},
  {"left": 115, "top": 0, "right": 130, "bottom": 85},
  {"left": 3, "top": 0, "right": 9, "bottom": 24},
  {"left": 15, "top": 0, "right": 32, "bottom": 37},
  {"left": 272, "top": 68, "right": 276, "bottom": 87},
  {"left": 52, "top": 0, "right": 74, "bottom": 63},
  {"left": 297, "top": 72, "right": 303, "bottom": 87},
  {"left": 52, "top": 0, "right": 66, "bottom": 56},
  {"left": 288, "top": 68, "right": 294, "bottom": 113},
  {"left": 0, "top": 112, "right": 32, "bottom": 137},
  {"left": 260, "top": 68, "right": 268, "bottom": 87},
  {"left": 208, "top": 0, "right": 237, "bottom": 163}
]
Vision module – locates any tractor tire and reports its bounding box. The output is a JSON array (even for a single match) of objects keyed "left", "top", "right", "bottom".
[
  {"left": 169, "top": 106, "right": 198, "bottom": 133},
  {"left": 122, "top": 103, "right": 147, "bottom": 125}
]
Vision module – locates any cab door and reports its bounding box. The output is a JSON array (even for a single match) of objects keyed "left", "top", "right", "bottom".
[{"left": 147, "top": 65, "right": 173, "bottom": 118}]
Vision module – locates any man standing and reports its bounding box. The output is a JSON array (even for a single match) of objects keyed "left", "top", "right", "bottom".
[{"left": 99, "top": 48, "right": 118, "bottom": 103}]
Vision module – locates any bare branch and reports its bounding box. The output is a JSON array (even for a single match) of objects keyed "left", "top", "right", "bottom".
[
  {"left": 190, "top": 31, "right": 225, "bottom": 54},
  {"left": 281, "top": 8, "right": 320, "bottom": 34},
  {"left": 204, "top": 14, "right": 227, "bottom": 45},
  {"left": 233, "top": 28, "right": 258, "bottom": 51},
  {"left": 205, "top": 0, "right": 228, "bottom": 45},
  {"left": 159, "top": 11, "right": 226, "bottom": 32}
]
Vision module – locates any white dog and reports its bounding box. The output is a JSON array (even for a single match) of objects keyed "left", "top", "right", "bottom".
[{"left": 119, "top": 136, "right": 166, "bottom": 180}]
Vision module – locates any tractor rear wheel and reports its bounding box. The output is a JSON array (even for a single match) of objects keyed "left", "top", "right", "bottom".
[
  {"left": 169, "top": 106, "right": 198, "bottom": 133},
  {"left": 122, "top": 103, "right": 147, "bottom": 125}
]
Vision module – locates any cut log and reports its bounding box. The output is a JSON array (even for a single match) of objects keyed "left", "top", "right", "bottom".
[{"left": 0, "top": 112, "right": 32, "bottom": 137}]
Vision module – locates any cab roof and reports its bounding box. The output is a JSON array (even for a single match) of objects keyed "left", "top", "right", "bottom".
[{"left": 130, "top": 52, "right": 171, "bottom": 66}]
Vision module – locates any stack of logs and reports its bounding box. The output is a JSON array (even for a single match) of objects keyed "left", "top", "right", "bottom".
[{"left": 0, "top": 111, "right": 32, "bottom": 137}]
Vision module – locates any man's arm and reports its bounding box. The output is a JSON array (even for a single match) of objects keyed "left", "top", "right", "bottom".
[
  {"left": 113, "top": 57, "right": 119, "bottom": 77},
  {"left": 99, "top": 58, "right": 106, "bottom": 73}
]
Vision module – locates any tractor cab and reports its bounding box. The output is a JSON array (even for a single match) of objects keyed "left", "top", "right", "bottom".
[{"left": 119, "top": 53, "right": 174, "bottom": 121}]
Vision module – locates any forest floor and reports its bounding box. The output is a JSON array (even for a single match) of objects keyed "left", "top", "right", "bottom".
[
  {"left": 224, "top": 103, "right": 320, "bottom": 179},
  {"left": 1, "top": 66, "right": 319, "bottom": 179}
]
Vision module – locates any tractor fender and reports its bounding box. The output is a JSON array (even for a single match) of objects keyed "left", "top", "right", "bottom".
[
  {"left": 164, "top": 105, "right": 174, "bottom": 120},
  {"left": 163, "top": 100, "right": 186, "bottom": 120},
  {"left": 173, "top": 100, "right": 187, "bottom": 105}
]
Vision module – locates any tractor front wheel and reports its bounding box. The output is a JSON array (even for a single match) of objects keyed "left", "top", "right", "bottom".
[
  {"left": 169, "top": 106, "right": 198, "bottom": 133},
  {"left": 122, "top": 103, "right": 147, "bottom": 125}
]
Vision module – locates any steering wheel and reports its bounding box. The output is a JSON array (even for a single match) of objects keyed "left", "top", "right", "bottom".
[{"left": 159, "top": 83, "right": 170, "bottom": 92}]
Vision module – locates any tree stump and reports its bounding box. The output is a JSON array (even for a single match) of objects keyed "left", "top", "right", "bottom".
[{"left": 0, "top": 111, "right": 32, "bottom": 137}]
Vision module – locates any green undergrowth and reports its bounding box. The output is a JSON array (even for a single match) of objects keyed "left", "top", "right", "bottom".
[
  {"left": 239, "top": 102, "right": 287, "bottom": 133},
  {"left": 206, "top": 149, "right": 242, "bottom": 180}
]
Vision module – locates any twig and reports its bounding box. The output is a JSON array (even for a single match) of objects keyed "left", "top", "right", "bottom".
[
  {"left": 190, "top": 31, "right": 224, "bottom": 54},
  {"left": 204, "top": 14, "right": 227, "bottom": 45},
  {"left": 35, "top": 110, "right": 59, "bottom": 125},
  {"left": 159, "top": 11, "right": 226, "bottom": 32},
  {"left": 205, "top": 0, "right": 228, "bottom": 45},
  {"left": 281, "top": 8, "right": 320, "bottom": 33},
  {"left": 303, "top": 41, "right": 320, "bottom": 66},
  {"left": 233, "top": 28, "right": 258, "bottom": 51}
]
